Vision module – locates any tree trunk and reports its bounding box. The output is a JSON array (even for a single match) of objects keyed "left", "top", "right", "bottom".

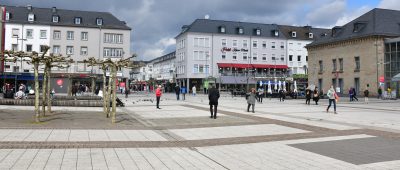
[
  {"left": 47, "top": 68, "right": 52, "bottom": 113},
  {"left": 111, "top": 65, "right": 117, "bottom": 123},
  {"left": 106, "top": 69, "right": 113, "bottom": 118},
  {"left": 103, "top": 67, "right": 108, "bottom": 116},
  {"left": 67, "top": 76, "right": 72, "bottom": 96},
  {"left": 34, "top": 61, "right": 40, "bottom": 122},
  {"left": 41, "top": 65, "right": 48, "bottom": 117},
  {"left": 91, "top": 76, "right": 96, "bottom": 95}
]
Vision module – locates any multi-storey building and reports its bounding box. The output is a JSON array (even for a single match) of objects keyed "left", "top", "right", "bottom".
[
  {"left": 2, "top": 5, "right": 131, "bottom": 93},
  {"left": 307, "top": 8, "right": 400, "bottom": 97},
  {"left": 151, "top": 51, "right": 175, "bottom": 82},
  {"left": 176, "top": 19, "right": 329, "bottom": 93},
  {"left": 0, "top": 7, "right": 5, "bottom": 73}
]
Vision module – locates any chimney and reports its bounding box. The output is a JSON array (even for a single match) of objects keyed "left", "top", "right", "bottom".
[
  {"left": 52, "top": 7, "right": 57, "bottom": 13},
  {"left": 27, "top": 5, "right": 32, "bottom": 11}
]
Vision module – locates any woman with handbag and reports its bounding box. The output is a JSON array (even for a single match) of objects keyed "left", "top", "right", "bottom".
[
  {"left": 326, "top": 85, "right": 338, "bottom": 114},
  {"left": 313, "top": 87, "right": 320, "bottom": 105}
]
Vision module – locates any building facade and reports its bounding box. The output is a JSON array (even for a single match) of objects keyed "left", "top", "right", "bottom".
[
  {"left": 0, "top": 7, "right": 5, "bottom": 73},
  {"left": 306, "top": 8, "right": 400, "bottom": 97},
  {"left": 151, "top": 51, "right": 176, "bottom": 82},
  {"left": 2, "top": 5, "right": 131, "bottom": 93}
]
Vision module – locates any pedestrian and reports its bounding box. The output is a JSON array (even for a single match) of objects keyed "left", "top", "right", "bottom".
[
  {"left": 349, "top": 88, "right": 354, "bottom": 102},
  {"left": 326, "top": 85, "right": 338, "bottom": 114},
  {"left": 279, "top": 89, "right": 285, "bottom": 102},
  {"left": 72, "top": 85, "right": 77, "bottom": 96},
  {"left": 125, "top": 87, "right": 129, "bottom": 98},
  {"left": 313, "top": 87, "right": 320, "bottom": 105},
  {"left": 155, "top": 85, "right": 162, "bottom": 109},
  {"left": 305, "top": 87, "right": 311, "bottom": 105},
  {"left": 387, "top": 87, "right": 392, "bottom": 98},
  {"left": 192, "top": 85, "right": 197, "bottom": 96},
  {"left": 352, "top": 88, "right": 359, "bottom": 101},
  {"left": 257, "top": 88, "right": 264, "bottom": 103},
  {"left": 364, "top": 88, "right": 369, "bottom": 103},
  {"left": 378, "top": 87, "right": 382, "bottom": 99},
  {"left": 175, "top": 85, "right": 181, "bottom": 100},
  {"left": 181, "top": 86, "right": 187, "bottom": 100},
  {"left": 247, "top": 88, "right": 257, "bottom": 113},
  {"left": 208, "top": 84, "right": 220, "bottom": 119}
]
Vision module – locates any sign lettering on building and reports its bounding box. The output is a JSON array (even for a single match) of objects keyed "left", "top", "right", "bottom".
[{"left": 221, "top": 47, "right": 249, "bottom": 53}]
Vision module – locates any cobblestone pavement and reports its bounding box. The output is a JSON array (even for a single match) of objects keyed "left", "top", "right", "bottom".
[{"left": 0, "top": 93, "right": 399, "bottom": 169}]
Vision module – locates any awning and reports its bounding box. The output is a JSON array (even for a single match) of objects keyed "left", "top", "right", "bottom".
[
  {"left": 252, "top": 64, "right": 288, "bottom": 69},
  {"left": 232, "top": 63, "right": 252, "bottom": 69},
  {"left": 217, "top": 63, "right": 233, "bottom": 68},
  {"left": 392, "top": 73, "right": 400, "bottom": 81}
]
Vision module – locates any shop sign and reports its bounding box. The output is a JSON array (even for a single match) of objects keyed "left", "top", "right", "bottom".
[{"left": 221, "top": 47, "right": 249, "bottom": 53}]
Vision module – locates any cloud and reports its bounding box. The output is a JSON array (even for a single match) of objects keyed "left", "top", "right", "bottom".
[
  {"left": 335, "top": 5, "right": 372, "bottom": 26},
  {"left": 378, "top": 0, "right": 400, "bottom": 10},
  {"left": 306, "top": 0, "right": 346, "bottom": 27}
]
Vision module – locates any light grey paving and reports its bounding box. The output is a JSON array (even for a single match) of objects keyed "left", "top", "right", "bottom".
[
  {"left": 90, "top": 148, "right": 108, "bottom": 170},
  {"left": 60, "top": 149, "right": 78, "bottom": 170},
  {"left": 0, "top": 149, "right": 26, "bottom": 169},
  {"left": 170, "top": 124, "right": 309, "bottom": 140},
  {"left": 27, "top": 149, "right": 52, "bottom": 170}
]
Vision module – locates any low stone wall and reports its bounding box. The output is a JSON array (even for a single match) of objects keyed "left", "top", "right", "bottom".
[
  {"left": 0, "top": 99, "right": 103, "bottom": 107},
  {"left": 26, "top": 95, "right": 102, "bottom": 100}
]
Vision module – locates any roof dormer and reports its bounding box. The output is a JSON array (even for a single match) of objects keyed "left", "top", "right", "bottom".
[
  {"left": 96, "top": 18, "right": 103, "bottom": 26},
  {"left": 237, "top": 27, "right": 244, "bottom": 34},
  {"left": 332, "top": 26, "right": 343, "bottom": 37},
  {"left": 219, "top": 25, "right": 226, "bottom": 33},
  {"left": 307, "top": 32, "right": 313, "bottom": 39},
  {"left": 291, "top": 31, "right": 297, "bottom": 38},
  {"left": 353, "top": 21, "right": 367, "bottom": 33},
  {"left": 52, "top": 15, "right": 59, "bottom": 23},
  {"left": 5, "top": 12, "right": 10, "bottom": 21},
  {"left": 271, "top": 30, "right": 279, "bottom": 37},
  {"left": 254, "top": 28, "right": 261, "bottom": 36},
  {"left": 74, "top": 17, "right": 82, "bottom": 24},
  {"left": 28, "top": 13, "right": 35, "bottom": 22}
]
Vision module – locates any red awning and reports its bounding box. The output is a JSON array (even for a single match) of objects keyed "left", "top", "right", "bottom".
[
  {"left": 232, "top": 63, "right": 252, "bottom": 69},
  {"left": 217, "top": 63, "right": 233, "bottom": 68},
  {"left": 252, "top": 64, "right": 288, "bottom": 69}
]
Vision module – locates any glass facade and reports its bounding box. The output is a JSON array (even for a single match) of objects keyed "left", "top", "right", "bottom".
[{"left": 384, "top": 40, "right": 400, "bottom": 98}]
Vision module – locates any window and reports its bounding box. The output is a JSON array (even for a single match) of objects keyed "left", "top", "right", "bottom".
[
  {"left": 222, "top": 53, "right": 226, "bottom": 59},
  {"left": 28, "top": 13, "right": 35, "bottom": 22},
  {"left": 354, "top": 56, "right": 360, "bottom": 71},
  {"left": 221, "top": 39, "right": 227, "bottom": 46},
  {"left": 199, "top": 65, "right": 204, "bottom": 73},
  {"left": 103, "top": 48, "right": 124, "bottom": 58},
  {"left": 243, "top": 53, "right": 248, "bottom": 60},
  {"left": 271, "top": 42, "right": 276, "bottom": 49},
  {"left": 66, "top": 46, "right": 74, "bottom": 55},
  {"left": 252, "top": 41, "right": 257, "bottom": 48},
  {"left": 193, "top": 64, "right": 199, "bottom": 73},
  {"left": 339, "top": 58, "right": 343, "bottom": 71},
  {"left": 308, "top": 33, "right": 313, "bottom": 38},
  {"left": 24, "top": 69, "right": 30, "bottom": 73},
  {"left": 52, "top": 15, "right": 59, "bottom": 23},
  {"left": 53, "top": 45, "right": 60, "bottom": 54},
  {"left": 12, "top": 44, "right": 18, "bottom": 51},
  {"left": 205, "top": 65, "right": 210, "bottom": 74},
  {"left": 252, "top": 53, "right": 258, "bottom": 61},
  {"left": 273, "top": 30, "right": 279, "bottom": 37},
  {"left": 53, "top": 31, "right": 61, "bottom": 40},
  {"left": 238, "top": 28, "right": 243, "bottom": 34},
  {"left": 262, "top": 41, "right": 267, "bottom": 48},
  {"left": 26, "top": 45, "right": 32, "bottom": 52},
  {"left": 5, "top": 12, "right": 10, "bottom": 21},
  {"left": 80, "top": 46, "right": 88, "bottom": 56},
  {"left": 74, "top": 17, "right": 81, "bottom": 24},
  {"left": 233, "top": 40, "right": 238, "bottom": 47},
  {"left": 281, "top": 56, "right": 284, "bottom": 61},
  {"left": 332, "top": 59, "right": 337, "bottom": 71},
  {"left": 67, "top": 31, "right": 74, "bottom": 40},
  {"left": 281, "top": 42, "right": 285, "bottom": 49},
  {"left": 318, "top": 79, "right": 323, "bottom": 91},
  {"left": 255, "top": 29, "right": 261, "bottom": 35},
  {"left": 81, "top": 32, "right": 88, "bottom": 41},
  {"left": 289, "top": 55, "right": 293, "bottom": 61},
  {"left": 233, "top": 53, "right": 237, "bottom": 60},
  {"left": 354, "top": 78, "right": 360, "bottom": 93},
  {"left": 262, "top": 54, "right": 267, "bottom": 61},
  {"left": 96, "top": 18, "right": 103, "bottom": 26},
  {"left": 291, "top": 31, "right": 297, "bottom": 37},
  {"left": 194, "top": 38, "right": 209, "bottom": 47},
  {"left": 319, "top": 60, "right": 323, "bottom": 72},
  {"left": 104, "top": 33, "right": 123, "bottom": 44},
  {"left": 272, "top": 54, "right": 276, "bottom": 61},
  {"left": 219, "top": 26, "right": 225, "bottom": 33},
  {"left": 243, "top": 40, "right": 248, "bottom": 48},
  {"left": 40, "top": 30, "right": 47, "bottom": 39},
  {"left": 26, "top": 29, "right": 33, "bottom": 39},
  {"left": 12, "top": 28, "right": 19, "bottom": 37},
  {"left": 306, "top": 56, "right": 308, "bottom": 61},
  {"left": 297, "top": 55, "right": 301, "bottom": 61},
  {"left": 40, "top": 45, "right": 47, "bottom": 53}
]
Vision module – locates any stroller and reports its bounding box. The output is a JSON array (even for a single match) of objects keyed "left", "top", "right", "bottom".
[{"left": 109, "top": 97, "right": 125, "bottom": 107}]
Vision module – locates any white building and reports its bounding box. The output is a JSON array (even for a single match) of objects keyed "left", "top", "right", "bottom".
[
  {"left": 2, "top": 5, "right": 131, "bottom": 93},
  {"left": 151, "top": 52, "right": 175, "bottom": 82}
]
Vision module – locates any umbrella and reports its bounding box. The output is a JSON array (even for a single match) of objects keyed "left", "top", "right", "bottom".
[
  {"left": 278, "top": 81, "right": 282, "bottom": 90},
  {"left": 274, "top": 79, "right": 277, "bottom": 91},
  {"left": 268, "top": 80, "right": 272, "bottom": 94}
]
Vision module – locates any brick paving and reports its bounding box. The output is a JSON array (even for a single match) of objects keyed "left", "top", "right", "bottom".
[{"left": 0, "top": 94, "right": 399, "bottom": 169}]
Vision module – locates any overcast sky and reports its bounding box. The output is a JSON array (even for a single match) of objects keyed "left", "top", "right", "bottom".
[{"left": 3, "top": 0, "right": 400, "bottom": 60}]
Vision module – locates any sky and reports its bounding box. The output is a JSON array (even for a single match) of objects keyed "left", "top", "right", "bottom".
[{"left": 2, "top": 0, "right": 400, "bottom": 60}]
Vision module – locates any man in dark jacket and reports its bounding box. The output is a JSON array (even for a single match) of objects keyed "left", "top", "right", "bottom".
[
  {"left": 208, "top": 85, "right": 220, "bottom": 119},
  {"left": 175, "top": 85, "right": 180, "bottom": 100}
]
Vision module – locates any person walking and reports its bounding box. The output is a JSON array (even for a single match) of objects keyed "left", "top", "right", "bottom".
[
  {"left": 349, "top": 88, "right": 354, "bottom": 102},
  {"left": 175, "top": 85, "right": 181, "bottom": 100},
  {"left": 326, "top": 86, "right": 338, "bottom": 114},
  {"left": 279, "top": 89, "right": 285, "bottom": 102},
  {"left": 247, "top": 88, "right": 257, "bottom": 113},
  {"left": 305, "top": 87, "right": 312, "bottom": 105},
  {"left": 125, "top": 87, "right": 129, "bottom": 98},
  {"left": 208, "top": 85, "right": 220, "bottom": 119},
  {"left": 313, "top": 87, "right": 320, "bottom": 105},
  {"left": 364, "top": 87, "right": 369, "bottom": 104},
  {"left": 352, "top": 88, "right": 359, "bottom": 101},
  {"left": 257, "top": 88, "right": 264, "bottom": 103},
  {"left": 378, "top": 87, "right": 382, "bottom": 99},
  {"left": 192, "top": 85, "right": 197, "bottom": 96},
  {"left": 155, "top": 85, "right": 162, "bottom": 109},
  {"left": 181, "top": 86, "right": 187, "bottom": 100}
]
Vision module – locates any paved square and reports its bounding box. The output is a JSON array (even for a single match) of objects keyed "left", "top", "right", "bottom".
[{"left": 290, "top": 137, "right": 400, "bottom": 165}]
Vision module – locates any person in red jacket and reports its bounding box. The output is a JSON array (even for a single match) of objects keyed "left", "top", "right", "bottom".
[{"left": 155, "top": 85, "right": 162, "bottom": 109}]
